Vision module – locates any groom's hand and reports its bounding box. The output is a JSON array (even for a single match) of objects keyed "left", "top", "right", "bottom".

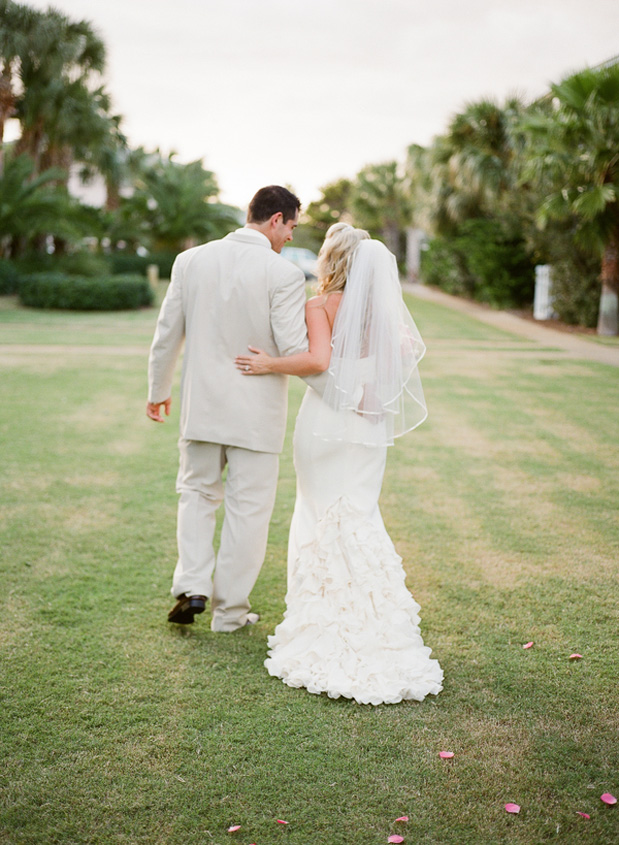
[{"left": 146, "top": 398, "right": 171, "bottom": 423}]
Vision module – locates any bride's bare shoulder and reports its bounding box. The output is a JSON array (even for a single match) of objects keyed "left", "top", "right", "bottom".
[
  {"left": 307, "top": 293, "right": 343, "bottom": 330},
  {"left": 307, "top": 292, "right": 343, "bottom": 306},
  {"left": 324, "top": 292, "right": 343, "bottom": 318},
  {"left": 306, "top": 295, "right": 327, "bottom": 309},
  {"left": 305, "top": 294, "right": 331, "bottom": 310}
]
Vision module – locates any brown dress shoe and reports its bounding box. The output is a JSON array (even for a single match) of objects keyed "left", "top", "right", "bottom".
[{"left": 168, "top": 594, "right": 207, "bottom": 624}]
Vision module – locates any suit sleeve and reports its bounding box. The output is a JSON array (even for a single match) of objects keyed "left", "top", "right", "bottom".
[
  {"left": 269, "top": 265, "right": 309, "bottom": 357},
  {"left": 147, "top": 256, "right": 185, "bottom": 403}
]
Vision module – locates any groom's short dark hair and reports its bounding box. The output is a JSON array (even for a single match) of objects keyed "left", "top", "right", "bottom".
[{"left": 247, "top": 186, "right": 301, "bottom": 224}]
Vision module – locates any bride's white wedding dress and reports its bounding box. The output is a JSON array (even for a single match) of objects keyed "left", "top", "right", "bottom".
[{"left": 264, "top": 387, "right": 444, "bottom": 705}]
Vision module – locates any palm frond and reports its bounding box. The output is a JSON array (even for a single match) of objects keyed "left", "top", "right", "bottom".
[{"left": 572, "top": 184, "right": 617, "bottom": 219}]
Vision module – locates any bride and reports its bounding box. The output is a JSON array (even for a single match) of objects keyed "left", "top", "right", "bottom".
[{"left": 235, "top": 223, "right": 443, "bottom": 705}]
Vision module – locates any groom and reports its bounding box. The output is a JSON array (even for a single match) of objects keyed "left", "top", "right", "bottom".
[{"left": 147, "top": 186, "right": 307, "bottom": 631}]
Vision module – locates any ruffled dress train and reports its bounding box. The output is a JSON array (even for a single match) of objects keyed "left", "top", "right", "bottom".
[{"left": 264, "top": 388, "right": 443, "bottom": 705}]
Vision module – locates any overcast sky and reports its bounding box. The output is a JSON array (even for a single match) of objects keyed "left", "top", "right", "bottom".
[{"left": 20, "top": 0, "right": 619, "bottom": 209}]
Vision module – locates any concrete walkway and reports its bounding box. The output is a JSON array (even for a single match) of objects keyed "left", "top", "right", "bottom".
[{"left": 404, "top": 283, "right": 619, "bottom": 368}]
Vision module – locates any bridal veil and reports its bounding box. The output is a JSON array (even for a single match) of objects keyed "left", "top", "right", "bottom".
[{"left": 312, "top": 239, "right": 427, "bottom": 447}]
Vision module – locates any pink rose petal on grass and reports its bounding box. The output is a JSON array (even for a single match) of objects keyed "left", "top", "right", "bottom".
[
  {"left": 569, "top": 653, "right": 583, "bottom": 660},
  {"left": 395, "top": 815, "right": 409, "bottom": 822},
  {"left": 388, "top": 837, "right": 404, "bottom": 844},
  {"left": 276, "top": 818, "right": 289, "bottom": 824},
  {"left": 439, "top": 751, "right": 455, "bottom": 759},
  {"left": 601, "top": 793, "right": 617, "bottom": 805},
  {"left": 576, "top": 812, "right": 590, "bottom": 819},
  {"left": 227, "top": 825, "right": 241, "bottom": 833},
  {"left": 522, "top": 642, "right": 533, "bottom": 649},
  {"left": 505, "top": 803, "right": 520, "bottom": 814}
]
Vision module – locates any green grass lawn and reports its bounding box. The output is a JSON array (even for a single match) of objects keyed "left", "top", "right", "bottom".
[{"left": 0, "top": 290, "right": 617, "bottom": 844}]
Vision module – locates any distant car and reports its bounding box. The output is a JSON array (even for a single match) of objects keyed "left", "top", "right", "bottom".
[{"left": 281, "top": 247, "right": 318, "bottom": 279}]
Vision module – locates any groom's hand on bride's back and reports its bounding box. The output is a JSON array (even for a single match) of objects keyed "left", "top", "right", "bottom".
[{"left": 146, "top": 398, "right": 171, "bottom": 422}]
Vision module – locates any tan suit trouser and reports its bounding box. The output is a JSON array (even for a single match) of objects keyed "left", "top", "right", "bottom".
[{"left": 173, "top": 439, "right": 279, "bottom": 632}]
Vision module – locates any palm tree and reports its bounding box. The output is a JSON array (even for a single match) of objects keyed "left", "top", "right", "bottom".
[
  {"left": 521, "top": 63, "right": 619, "bottom": 334},
  {"left": 14, "top": 7, "right": 106, "bottom": 175},
  {"left": 0, "top": 0, "right": 36, "bottom": 176},
  {"left": 117, "top": 150, "right": 240, "bottom": 252},
  {"left": 304, "top": 178, "right": 354, "bottom": 234},
  {"left": 448, "top": 99, "right": 522, "bottom": 206},
  {"left": 70, "top": 102, "right": 128, "bottom": 215},
  {"left": 2, "top": 4, "right": 128, "bottom": 254},
  {"left": 407, "top": 99, "right": 536, "bottom": 305},
  {"left": 418, "top": 98, "right": 525, "bottom": 237},
  {"left": 350, "top": 161, "right": 409, "bottom": 260},
  {"left": 0, "top": 153, "right": 68, "bottom": 257}
]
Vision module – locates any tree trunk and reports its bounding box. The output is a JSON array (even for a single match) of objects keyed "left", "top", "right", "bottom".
[
  {"left": 383, "top": 222, "right": 401, "bottom": 263},
  {"left": 597, "top": 236, "right": 619, "bottom": 336},
  {"left": 406, "top": 227, "right": 426, "bottom": 282},
  {"left": 0, "top": 235, "right": 12, "bottom": 259},
  {"left": 0, "top": 62, "right": 16, "bottom": 178},
  {"left": 105, "top": 176, "right": 120, "bottom": 212},
  {"left": 15, "top": 121, "right": 45, "bottom": 176},
  {"left": 41, "top": 144, "right": 72, "bottom": 186}
]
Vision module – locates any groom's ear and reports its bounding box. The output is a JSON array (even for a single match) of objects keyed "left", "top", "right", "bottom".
[{"left": 269, "top": 212, "right": 284, "bottom": 228}]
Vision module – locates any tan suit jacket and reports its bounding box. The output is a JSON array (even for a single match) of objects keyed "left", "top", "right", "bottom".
[{"left": 148, "top": 227, "right": 308, "bottom": 453}]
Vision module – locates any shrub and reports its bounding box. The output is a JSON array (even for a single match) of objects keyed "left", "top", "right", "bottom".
[
  {"left": 0, "top": 259, "right": 21, "bottom": 295},
  {"left": 109, "top": 253, "right": 151, "bottom": 275},
  {"left": 13, "top": 251, "right": 110, "bottom": 277},
  {"left": 420, "top": 219, "right": 535, "bottom": 308},
  {"left": 56, "top": 252, "right": 112, "bottom": 277},
  {"left": 456, "top": 219, "right": 535, "bottom": 308},
  {"left": 18, "top": 273, "right": 154, "bottom": 311},
  {"left": 550, "top": 257, "right": 600, "bottom": 328},
  {"left": 13, "top": 252, "right": 58, "bottom": 275},
  {"left": 150, "top": 252, "right": 176, "bottom": 279},
  {"left": 534, "top": 225, "right": 603, "bottom": 328},
  {"left": 109, "top": 251, "right": 176, "bottom": 279},
  {"left": 420, "top": 237, "right": 474, "bottom": 297}
]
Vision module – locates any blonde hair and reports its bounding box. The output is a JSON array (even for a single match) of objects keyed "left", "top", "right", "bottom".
[{"left": 316, "top": 222, "right": 370, "bottom": 295}]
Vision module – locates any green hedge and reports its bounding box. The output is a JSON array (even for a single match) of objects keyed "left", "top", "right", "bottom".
[
  {"left": 550, "top": 257, "right": 601, "bottom": 328},
  {"left": 108, "top": 254, "right": 151, "bottom": 275},
  {"left": 13, "top": 252, "right": 111, "bottom": 278},
  {"left": 18, "top": 273, "right": 154, "bottom": 311},
  {"left": 109, "top": 251, "right": 176, "bottom": 279},
  {"left": 12, "top": 252, "right": 58, "bottom": 275},
  {"left": 12, "top": 251, "right": 176, "bottom": 281},
  {"left": 420, "top": 219, "right": 535, "bottom": 308},
  {"left": 0, "top": 259, "right": 21, "bottom": 295},
  {"left": 56, "top": 252, "right": 112, "bottom": 277},
  {"left": 420, "top": 237, "right": 474, "bottom": 298}
]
